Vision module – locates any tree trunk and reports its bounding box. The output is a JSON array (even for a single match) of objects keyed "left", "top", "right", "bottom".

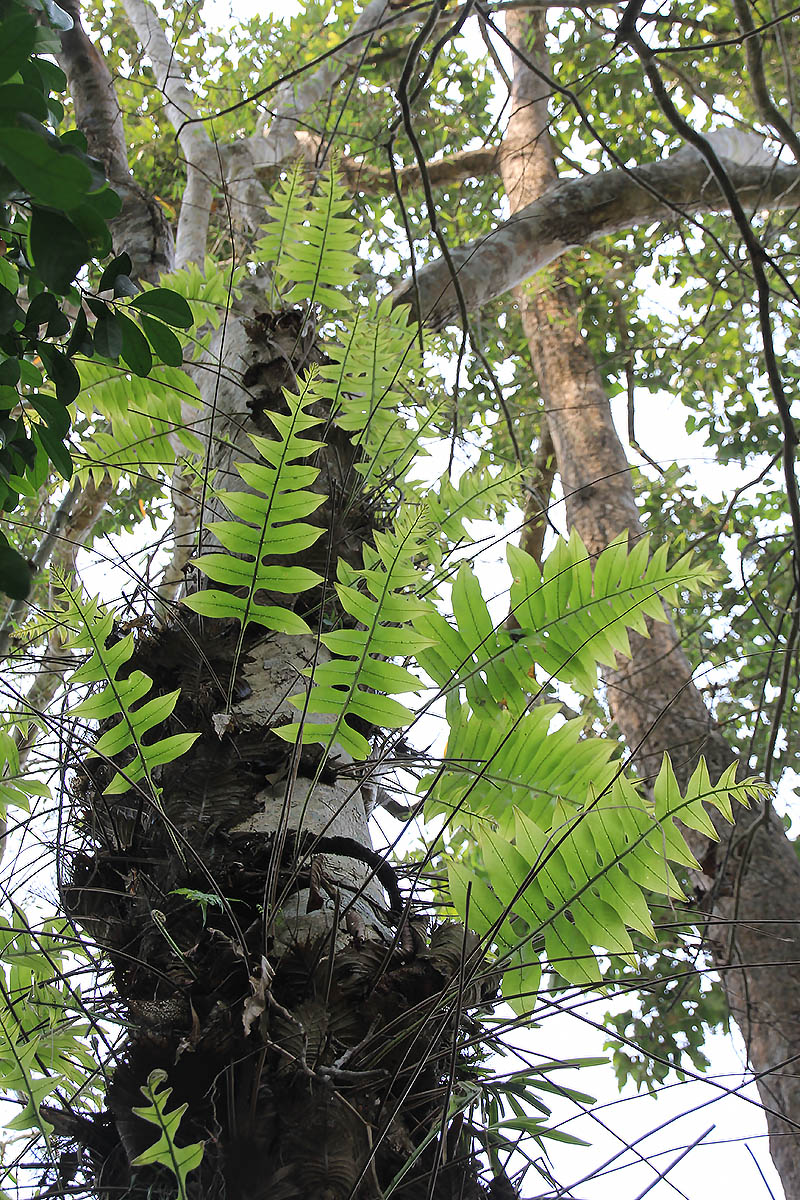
[
  {"left": 498, "top": 11, "right": 800, "bottom": 1194},
  {"left": 59, "top": 295, "right": 493, "bottom": 1200}
]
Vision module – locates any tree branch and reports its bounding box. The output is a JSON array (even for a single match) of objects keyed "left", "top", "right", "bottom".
[
  {"left": 732, "top": 0, "right": 800, "bottom": 161},
  {"left": 253, "top": 0, "right": 393, "bottom": 170},
  {"left": 391, "top": 154, "right": 800, "bottom": 327},
  {"left": 121, "top": 0, "right": 217, "bottom": 267},
  {"left": 294, "top": 132, "right": 501, "bottom": 193},
  {"left": 57, "top": 0, "right": 173, "bottom": 280}
]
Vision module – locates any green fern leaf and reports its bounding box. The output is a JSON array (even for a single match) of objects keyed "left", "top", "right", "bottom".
[
  {"left": 275, "top": 508, "right": 435, "bottom": 759},
  {"left": 254, "top": 161, "right": 310, "bottom": 306},
  {"left": 318, "top": 297, "right": 427, "bottom": 488},
  {"left": 131, "top": 1070, "right": 204, "bottom": 1200},
  {"left": 183, "top": 369, "right": 326, "bottom": 636},
  {"left": 59, "top": 583, "right": 199, "bottom": 795},
  {"left": 508, "top": 530, "right": 711, "bottom": 695},
  {"left": 278, "top": 161, "right": 358, "bottom": 311}
]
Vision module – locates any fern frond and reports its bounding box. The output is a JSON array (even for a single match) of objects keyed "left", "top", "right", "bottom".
[
  {"left": 131, "top": 1070, "right": 204, "bottom": 1200},
  {"left": 60, "top": 582, "right": 199, "bottom": 795},
  {"left": 74, "top": 361, "right": 204, "bottom": 487},
  {"left": 508, "top": 529, "right": 711, "bottom": 694},
  {"left": 426, "top": 461, "right": 521, "bottom": 543},
  {"left": 256, "top": 161, "right": 358, "bottom": 312},
  {"left": 423, "top": 532, "right": 754, "bottom": 1008},
  {"left": 446, "top": 749, "right": 762, "bottom": 1003},
  {"left": 0, "top": 730, "right": 46, "bottom": 821},
  {"left": 0, "top": 906, "right": 103, "bottom": 1138},
  {"left": 255, "top": 161, "right": 310, "bottom": 307},
  {"left": 183, "top": 369, "right": 326, "bottom": 636},
  {"left": 275, "top": 508, "right": 436, "bottom": 759},
  {"left": 418, "top": 533, "right": 711, "bottom": 712},
  {"left": 318, "top": 297, "right": 425, "bottom": 489}
]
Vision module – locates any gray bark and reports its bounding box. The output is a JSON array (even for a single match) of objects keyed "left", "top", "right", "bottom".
[
  {"left": 58, "top": 0, "right": 174, "bottom": 280},
  {"left": 392, "top": 155, "right": 800, "bottom": 330}
]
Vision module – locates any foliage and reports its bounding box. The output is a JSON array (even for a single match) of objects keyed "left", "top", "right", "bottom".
[
  {"left": 276, "top": 508, "right": 435, "bottom": 758},
  {"left": 0, "top": 1, "right": 795, "bottom": 1193},
  {"left": 60, "top": 581, "right": 199, "bottom": 795},
  {"left": 131, "top": 1071, "right": 204, "bottom": 1200},
  {"left": 0, "top": 0, "right": 197, "bottom": 603},
  {"left": 184, "top": 370, "right": 326, "bottom": 638}
]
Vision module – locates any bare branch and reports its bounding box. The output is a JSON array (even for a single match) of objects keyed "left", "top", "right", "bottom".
[
  {"left": 391, "top": 154, "right": 800, "bottom": 327},
  {"left": 121, "top": 0, "right": 217, "bottom": 267},
  {"left": 293, "top": 131, "right": 501, "bottom": 193}
]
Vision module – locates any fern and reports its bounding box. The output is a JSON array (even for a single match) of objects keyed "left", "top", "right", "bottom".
[
  {"left": 316, "top": 297, "right": 428, "bottom": 489},
  {"left": 155, "top": 256, "right": 242, "bottom": 347},
  {"left": 75, "top": 360, "right": 204, "bottom": 487},
  {"left": 183, "top": 369, "right": 326, "bottom": 637},
  {"left": 61, "top": 582, "right": 199, "bottom": 795},
  {"left": 0, "top": 729, "right": 47, "bottom": 821},
  {"left": 446, "top": 754, "right": 764, "bottom": 1007},
  {"left": 416, "top": 533, "right": 761, "bottom": 1009},
  {"left": 275, "top": 508, "right": 435, "bottom": 759},
  {"left": 255, "top": 161, "right": 311, "bottom": 308},
  {"left": 0, "top": 907, "right": 103, "bottom": 1139},
  {"left": 131, "top": 1070, "right": 204, "bottom": 1200},
  {"left": 417, "top": 533, "right": 710, "bottom": 712},
  {"left": 508, "top": 529, "right": 710, "bottom": 694},
  {"left": 255, "top": 160, "right": 358, "bottom": 311},
  {"left": 425, "top": 461, "right": 521, "bottom": 544}
]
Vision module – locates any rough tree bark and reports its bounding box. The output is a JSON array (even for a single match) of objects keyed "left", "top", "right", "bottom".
[
  {"left": 494, "top": 11, "right": 800, "bottom": 1193},
  {"left": 57, "top": 0, "right": 174, "bottom": 281}
]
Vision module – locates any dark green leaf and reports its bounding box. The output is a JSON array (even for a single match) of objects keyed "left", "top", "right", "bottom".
[
  {"left": 86, "top": 297, "right": 109, "bottom": 320},
  {"left": 0, "top": 358, "right": 20, "bottom": 387},
  {"left": 41, "top": 0, "right": 74, "bottom": 31},
  {"left": 65, "top": 199, "right": 113, "bottom": 256},
  {"left": 139, "top": 313, "right": 182, "bottom": 367},
  {"left": 116, "top": 312, "right": 152, "bottom": 376},
  {"left": 31, "top": 58, "right": 66, "bottom": 95},
  {"left": 113, "top": 274, "right": 137, "bottom": 299},
  {"left": 98, "top": 253, "right": 133, "bottom": 293},
  {"left": 0, "top": 126, "right": 92, "bottom": 208},
  {"left": 24, "top": 291, "right": 59, "bottom": 331},
  {"left": 130, "top": 288, "right": 193, "bottom": 329},
  {"left": 0, "top": 84, "right": 48, "bottom": 122},
  {"left": 46, "top": 307, "right": 70, "bottom": 338},
  {"left": 78, "top": 184, "right": 120, "bottom": 219},
  {"left": 28, "top": 207, "right": 91, "bottom": 293},
  {"left": 93, "top": 312, "right": 123, "bottom": 361},
  {"left": 0, "top": 286, "right": 22, "bottom": 334},
  {"left": 65, "top": 306, "right": 90, "bottom": 357},
  {"left": 33, "top": 421, "right": 71, "bottom": 480},
  {"left": 29, "top": 392, "right": 69, "bottom": 438},
  {"left": 38, "top": 344, "right": 80, "bottom": 404},
  {"left": 0, "top": 12, "right": 36, "bottom": 85},
  {"left": 0, "top": 540, "right": 32, "bottom": 600}
]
